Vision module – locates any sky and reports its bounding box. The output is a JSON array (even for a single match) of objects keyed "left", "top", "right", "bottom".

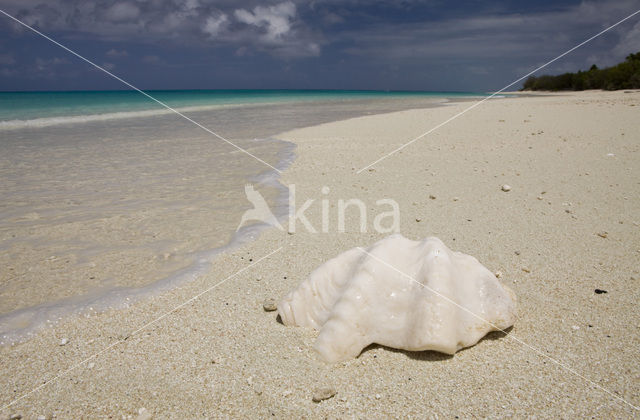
[{"left": 0, "top": 0, "right": 638, "bottom": 92}]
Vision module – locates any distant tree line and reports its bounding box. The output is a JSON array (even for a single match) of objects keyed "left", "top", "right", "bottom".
[{"left": 521, "top": 52, "right": 640, "bottom": 91}]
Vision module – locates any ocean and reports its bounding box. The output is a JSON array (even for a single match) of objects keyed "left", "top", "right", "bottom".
[{"left": 0, "top": 89, "right": 482, "bottom": 343}]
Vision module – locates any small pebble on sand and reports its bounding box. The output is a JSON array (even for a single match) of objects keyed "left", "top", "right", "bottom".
[
  {"left": 415, "top": 218, "right": 421, "bottom": 222},
  {"left": 136, "top": 407, "right": 152, "bottom": 420},
  {"left": 597, "top": 232, "right": 608, "bottom": 238},
  {"left": 594, "top": 289, "right": 608, "bottom": 294},
  {"left": 494, "top": 271, "right": 503, "bottom": 278},
  {"left": 501, "top": 184, "right": 511, "bottom": 192},
  {"left": 9, "top": 415, "right": 22, "bottom": 420},
  {"left": 263, "top": 298, "right": 277, "bottom": 312},
  {"left": 514, "top": 250, "right": 521, "bottom": 255},
  {"left": 429, "top": 195, "right": 436, "bottom": 200},
  {"left": 312, "top": 387, "right": 336, "bottom": 402},
  {"left": 522, "top": 268, "right": 531, "bottom": 273},
  {"left": 59, "top": 338, "right": 69, "bottom": 346},
  {"left": 571, "top": 325, "right": 580, "bottom": 331}
]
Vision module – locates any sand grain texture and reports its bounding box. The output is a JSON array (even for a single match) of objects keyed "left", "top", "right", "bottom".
[{"left": 1, "top": 91, "right": 639, "bottom": 418}]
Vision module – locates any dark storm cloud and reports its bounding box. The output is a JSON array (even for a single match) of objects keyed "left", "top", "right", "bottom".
[
  {"left": 335, "top": 1, "right": 639, "bottom": 62},
  {"left": 1, "top": 0, "right": 321, "bottom": 57},
  {"left": 0, "top": 0, "right": 638, "bottom": 90}
]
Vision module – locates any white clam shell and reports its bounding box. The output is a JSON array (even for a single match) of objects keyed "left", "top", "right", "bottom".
[{"left": 278, "top": 234, "right": 517, "bottom": 363}]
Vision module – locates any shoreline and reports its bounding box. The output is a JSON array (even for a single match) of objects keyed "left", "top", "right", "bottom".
[
  {"left": 0, "top": 137, "right": 295, "bottom": 346},
  {"left": 1, "top": 91, "right": 638, "bottom": 418},
  {"left": 0, "top": 94, "right": 458, "bottom": 344},
  {"left": 0, "top": 90, "right": 480, "bottom": 130}
]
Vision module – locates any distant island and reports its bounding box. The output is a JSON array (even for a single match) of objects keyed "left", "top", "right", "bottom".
[{"left": 521, "top": 52, "right": 640, "bottom": 91}]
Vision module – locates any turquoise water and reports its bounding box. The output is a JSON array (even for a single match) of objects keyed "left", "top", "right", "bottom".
[{"left": 0, "top": 89, "right": 482, "bottom": 123}]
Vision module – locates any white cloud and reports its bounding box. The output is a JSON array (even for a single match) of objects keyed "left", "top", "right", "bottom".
[
  {"left": 234, "top": 1, "right": 297, "bottom": 43},
  {"left": 306, "top": 42, "right": 320, "bottom": 56},
  {"left": 230, "top": 1, "right": 320, "bottom": 57},
  {"left": 183, "top": 0, "right": 200, "bottom": 11},
  {"left": 613, "top": 21, "right": 640, "bottom": 59},
  {"left": 35, "top": 57, "right": 69, "bottom": 71},
  {"left": 105, "top": 2, "right": 141, "bottom": 23},
  {"left": 142, "top": 55, "right": 159, "bottom": 63},
  {"left": 5, "top": 0, "right": 321, "bottom": 58},
  {"left": 202, "top": 13, "right": 228, "bottom": 37},
  {"left": 142, "top": 55, "right": 164, "bottom": 65},
  {"left": 155, "top": 1, "right": 201, "bottom": 34},
  {"left": 106, "top": 48, "right": 129, "bottom": 57}
]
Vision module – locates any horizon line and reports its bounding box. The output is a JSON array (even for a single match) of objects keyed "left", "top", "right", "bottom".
[{"left": 0, "top": 87, "right": 491, "bottom": 94}]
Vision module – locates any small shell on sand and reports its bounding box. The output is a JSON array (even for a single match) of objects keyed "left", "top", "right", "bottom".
[
  {"left": 59, "top": 338, "right": 69, "bottom": 346},
  {"left": 263, "top": 298, "right": 277, "bottom": 312},
  {"left": 501, "top": 184, "right": 512, "bottom": 192},
  {"left": 136, "top": 408, "right": 152, "bottom": 420},
  {"left": 312, "top": 387, "right": 336, "bottom": 402}
]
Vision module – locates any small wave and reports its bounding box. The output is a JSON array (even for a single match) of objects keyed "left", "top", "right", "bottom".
[
  {"left": 0, "top": 137, "right": 295, "bottom": 345},
  {"left": 0, "top": 102, "right": 262, "bottom": 130}
]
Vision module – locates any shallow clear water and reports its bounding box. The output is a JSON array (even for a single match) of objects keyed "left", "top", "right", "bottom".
[
  {"left": 0, "top": 89, "right": 481, "bottom": 125},
  {"left": 0, "top": 90, "right": 480, "bottom": 343}
]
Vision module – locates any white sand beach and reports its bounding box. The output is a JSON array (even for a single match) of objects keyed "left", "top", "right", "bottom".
[{"left": 1, "top": 90, "right": 639, "bottom": 418}]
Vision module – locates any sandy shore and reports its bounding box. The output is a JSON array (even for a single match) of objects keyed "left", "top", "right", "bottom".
[{"left": 1, "top": 90, "right": 639, "bottom": 418}]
